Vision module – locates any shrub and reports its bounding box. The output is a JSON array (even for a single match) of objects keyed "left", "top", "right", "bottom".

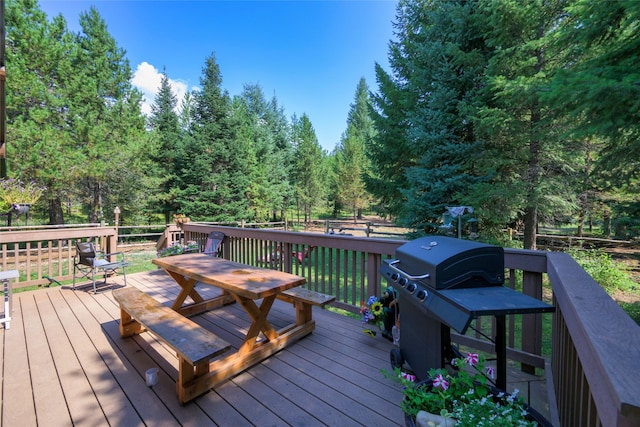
[{"left": 567, "top": 249, "right": 636, "bottom": 294}]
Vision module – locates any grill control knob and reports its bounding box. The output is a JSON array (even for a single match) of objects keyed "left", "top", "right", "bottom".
[
  {"left": 390, "top": 273, "right": 399, "bottom": 281},
  {"left": 398, "top": 277, "right": 407, "bottom": 287},
  {"left": 406, "top": 282, "right": 417, "bottom": 294},
  {"left": 416, "top": 289, "right": 428, "bottom": 302}
]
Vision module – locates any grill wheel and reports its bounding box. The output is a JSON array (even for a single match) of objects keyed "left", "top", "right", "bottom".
[{"left": 390, "top": 348, "right": 404, "bottom": 371}]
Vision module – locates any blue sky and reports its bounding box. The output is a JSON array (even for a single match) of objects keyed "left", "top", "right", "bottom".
[{"left": 39, "top": 0, "right": 398, "bottom": 152}]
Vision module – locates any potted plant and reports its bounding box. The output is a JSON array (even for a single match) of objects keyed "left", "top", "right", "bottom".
[
  {"left": 173, "top": 213, "right": 190, "bottom": 225},
  {"left": 360, "top": 288, "right": 398, "bottom": 341},
  {"left": 0, "top": 178, "right": 46, "bottom": 213},
  {"left": 386, "top": 353, "right": 546, "bottom": 427},
  {"left": 157, "top": 241, "right": 200, "bottom": 258}
]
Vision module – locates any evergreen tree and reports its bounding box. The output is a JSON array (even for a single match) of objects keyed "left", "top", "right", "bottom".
[
  {"left": 232, "top": 84, "right": 293, "bottom": 221},
  {"left": 265, "top": 95, "right": 295, "bottom": 220},
  {"left": 66, "top": 6, "right": 146, "bottom": 223},
  {"left": 5, "top": 0, "right": 79, "bottom": 224},
  {"left": 291, "top": 114, "right": 325, "bottom": 222},
  {"left": 544, "top": 1, "right": 640, "bottom": 185},
  {"left": 148, "top": 69, "right": 181, "bottom": 223},
  {"left": 334, "top": 77, "right": 374, "bottom": 221},
  {"left": 370, "top": 0, "right": 487, "bottom": 232},
  {"left": 335, "top": 125, "right": 369, "bottom": 221},
  {"left": 368, "top": 62, "right": 413, "bottom": 219},
  {"left": 178, "top": 52, "right": 249, "bottom": 221},
  {"left": 474, "top": 0, "right": 570, "bottom": 248}
]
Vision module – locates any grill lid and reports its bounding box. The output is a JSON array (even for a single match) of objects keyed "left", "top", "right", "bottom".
[{"left": 391, "top": 236, "right": 504, "bottom": 289}]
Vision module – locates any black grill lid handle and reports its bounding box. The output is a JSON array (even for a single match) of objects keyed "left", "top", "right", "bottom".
[{"left": 387, "top": 260, "right": 431, "bottom": 280}]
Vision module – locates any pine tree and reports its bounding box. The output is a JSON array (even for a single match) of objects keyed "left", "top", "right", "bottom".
[
  {"left": 370, "top": 0, "right": 487, "bottom": 232},
  {"left": 178, "top": 52, "right": 249, "bottom": 221},
  {"left": 474, "top": 0, "right": 570, "bottom": 248},
  {"left": 232, "top": 84, "right": 293, "bottom": 221},
  {"left": 148, "top": 69, "right": 181, "bottom": 222},
  {"left": 544, "top": 1, "right": 640, "bottom": 184},
  {"left": 291, "top": 114, "right": 325, "bottom": 223},
  {"left": 334, "top": 78, "right": 374, "bottom": 221},
  {"left": 5, "top": 0, "right": 78, "bottom": 224},
  {"left": 65, "top": 6, "right": 146, "bottom": 223}
]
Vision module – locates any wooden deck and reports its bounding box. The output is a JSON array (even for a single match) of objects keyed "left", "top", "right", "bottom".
[{"left": 1, "top": 270, "right": 551, "bottom": 426}]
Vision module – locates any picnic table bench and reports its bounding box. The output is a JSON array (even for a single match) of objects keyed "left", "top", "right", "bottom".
[
  {"left": 113, "top": 287, "right": 231, "bottom": 404},
  {"left": 276, "top": 287, "right": 335, "bottom": 325}
]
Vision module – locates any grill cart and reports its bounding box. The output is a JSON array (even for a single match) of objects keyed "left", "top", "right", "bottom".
[{"left": 380, "top": 236, "right": 555, "bottom": 391}]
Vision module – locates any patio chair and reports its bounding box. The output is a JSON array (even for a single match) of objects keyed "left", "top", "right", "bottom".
[
  {"left": 73, "top": 241, "right": 129, "bottom": 293},
  {"left": 203, "top": 231, "right": 225, "bottom": 257}
]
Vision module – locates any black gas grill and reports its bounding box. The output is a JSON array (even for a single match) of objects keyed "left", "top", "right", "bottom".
[{"left": 380, "top": 236, "right": 555, "bottom": 391}]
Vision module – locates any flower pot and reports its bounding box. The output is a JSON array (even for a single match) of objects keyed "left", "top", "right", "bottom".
[
  {"left": 413, "top": 411, "right": 456, "bottom": 427},
  {"left": 405, "top": 411, "right": 415, "bottom": 427}
]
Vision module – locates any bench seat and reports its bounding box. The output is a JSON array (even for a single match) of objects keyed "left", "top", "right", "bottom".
[
  {"left": 277, "top": 287, "right": 336, "bottom": 306},
  {"left": 276, "top": 287, "right": 335, "bottom": 326},
  {"left": 113, "top": 287, "right": 231, "bottom": 404}
]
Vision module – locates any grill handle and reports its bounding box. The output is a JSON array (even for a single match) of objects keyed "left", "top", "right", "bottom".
[{"left": 387, "top": 260, "right": 431, "bottom": 280}]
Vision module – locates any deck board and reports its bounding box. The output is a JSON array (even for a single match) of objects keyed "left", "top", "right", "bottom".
[
  {"left": 21, "top": 293, "right": 71, "bottom": 426},
  {"left": 1, "top": 270, "right": 550, "bottom": 426},
  {"left": 2, "top": 294, "right": 37, "bottom": 426}
]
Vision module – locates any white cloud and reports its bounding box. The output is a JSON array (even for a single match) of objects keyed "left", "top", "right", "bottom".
[{"left": 131, "top": 61, "right": 189, "bottom": 115}]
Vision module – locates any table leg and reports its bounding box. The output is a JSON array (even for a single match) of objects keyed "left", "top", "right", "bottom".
[
  {"left": 166, "top": 270, "right": 202, "bottom": 309},
  {"left": 235, "top": 295, "right": 279, "bottom": 354}
]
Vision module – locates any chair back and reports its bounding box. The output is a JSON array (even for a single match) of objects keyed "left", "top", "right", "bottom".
[
  {"left": 204, "top": 232, "right": 225, "bottom": 257},
  {"left": 76, "top": 241, "right": 97, "bottom": 266}
]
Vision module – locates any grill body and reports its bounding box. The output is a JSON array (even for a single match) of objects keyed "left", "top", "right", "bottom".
[
  {"left": 381, "top": 236, "right": 505, "bottom": 379},
  {"left": 381, "top": 236, "right": 554, "bottom": 386}
]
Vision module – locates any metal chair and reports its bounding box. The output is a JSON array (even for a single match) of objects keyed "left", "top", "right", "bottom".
[
  {"left": 203, "top": 231, "right": 225, "bottom": 257},
  {"left": 73, "top": 241, "right": 129, "bottom": 293}
]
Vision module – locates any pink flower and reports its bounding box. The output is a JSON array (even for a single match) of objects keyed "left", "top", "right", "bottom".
[
  {"left": 433, "top": 374, "right": 449, "bottom": 391},
  {"left": 465, "top": 352, "right": 479, "bottom": 366},
  {"left": 401, "top": 372, "right": 416, "bottom": 382}
]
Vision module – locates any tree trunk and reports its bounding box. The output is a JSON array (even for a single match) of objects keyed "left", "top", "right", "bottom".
[
  {"left": 603, "top": 210, "right": 611, "bottom": 237},
  {"left": 577, "top": 197, "right": 585, "bottom": 237},
  {"left": 90, "top": 181, "right": 103, "bottom": 223},
  {"left": 523, "top": 206, "right": 537, "bottom": 250},
  {"left": 48, "top": 197, "right": 64, "bottom": 225},
  {"left": 524, "top": 133, "right": 540, "bottom": 250}
]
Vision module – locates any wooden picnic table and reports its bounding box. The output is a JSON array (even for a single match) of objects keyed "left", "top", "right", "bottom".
[{"left": 151, "top": 253, "right": 315, "bottom": 401}]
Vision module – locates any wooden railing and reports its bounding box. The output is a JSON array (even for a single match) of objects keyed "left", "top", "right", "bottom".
[
  {"left": 2, "top": 223, "right": 639, "bottom": 425},
  {"left": 176, "top": 223, "right": 640, "bottom": 427},
  {"left": 547, "top": 252, "right": 640, "bottom": 427},
  {"left": 0, "top": 225, "right": 118, "bottom": 289}
]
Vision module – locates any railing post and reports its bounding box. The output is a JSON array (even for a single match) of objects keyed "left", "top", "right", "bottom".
[
  {"left": 521, "top": 270, "right": 544, "bottom": 374},
  {"left": 107, "top": 230, "right": 118, "bottom": 261},
  {"left": 367, "top": 252, "right": 382, "bottom": 297}
]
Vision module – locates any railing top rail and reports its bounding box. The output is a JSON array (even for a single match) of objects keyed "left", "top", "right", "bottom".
[
  {"left": 0, "top": 226, "right": 117, "bottom": 244},
  {"left": 547, "top": 252, "right": 640, "bottom": 425},
  {"left": 184, "top": 223, "right": 405, "bottom": 256},
  {"left": 504, "top": 247, "right": 548, "bottom": 273},
  {"left": 0, "top": 223, "right": 104, "bottom": 231}
]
